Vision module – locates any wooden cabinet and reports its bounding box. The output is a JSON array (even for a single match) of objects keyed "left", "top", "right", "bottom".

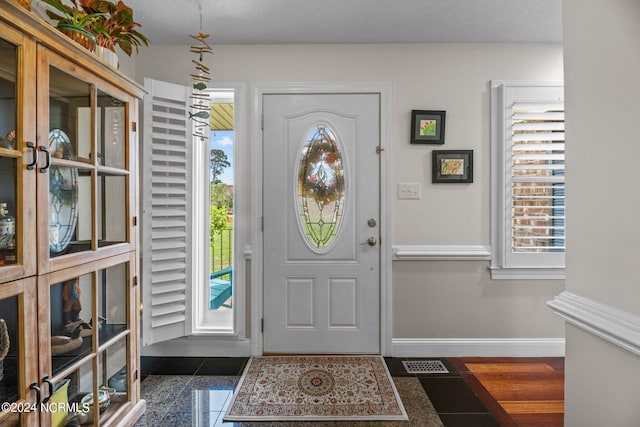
[{"left": 0, "top": 3, "right": 145, "bottom": 426}]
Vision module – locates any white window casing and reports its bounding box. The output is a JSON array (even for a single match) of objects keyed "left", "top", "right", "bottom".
[
  {"left": 192, "top": 83, "right": 246, "bottom": 337},
  {"left": 490, "top": 81, "right": 565, "bottom": 280},
  {"left": 142, "top": 79, "right": 247, "bottom": 347}
]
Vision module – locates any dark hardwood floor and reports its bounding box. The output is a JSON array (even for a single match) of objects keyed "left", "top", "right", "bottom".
[
  {"left": 449, "top": 357, "right": 565, "bottom": 427},
  {"left": 140, "top": 356, "right": 565, "bottom": 426}
]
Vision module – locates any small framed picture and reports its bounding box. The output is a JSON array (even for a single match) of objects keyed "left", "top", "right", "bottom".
[
  {"left": 410, "top": 110, "right": 446, "bottom": 145},
  {"left": 432, "top": 150, "right": 473, "bottom": 183}
]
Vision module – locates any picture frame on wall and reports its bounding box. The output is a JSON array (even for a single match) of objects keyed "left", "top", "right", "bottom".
[
  {"left": 432, "top": 150, "right": 473, "bottom": 183},
  {"left": 410, "top": 110, "right": 446, "bottom": 145}
]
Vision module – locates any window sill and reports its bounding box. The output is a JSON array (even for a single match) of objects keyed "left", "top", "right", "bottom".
[{"left": 489, "top": 266, "right": 565, "bottom": 280}]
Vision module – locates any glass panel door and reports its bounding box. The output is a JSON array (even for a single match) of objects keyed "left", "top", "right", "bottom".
[
  {"left": 96, "top": 90, "right": 126, "bottom": 170},
  {"left": 49, "top": 272, "right": 94, "bottom": 377},
  {"left": 47, "top": 66, "right": 92, "bottom": 261},
  {"left": 40, "top": 252, "right": 134, "bottom": 425},
  {"left": 38, "top": 49, "right": 134, "bottom": 273},
  {"left": 0, "top": 278, "right": 38, "bottom": 426},
  {"left": 96, "top": 89, "right": 129, "bottom": 249},
  {"left": 0, "top": 24, "right": 37, "bottom": 282},
  {"left": 0, "top": 36, "right": 18, "bottom": 223},
  {"left": 95, "top": 256, "right": 133, "bottom": 425},
  {"left": 97, "top": 338, "right": 129, "bottom": 424}
]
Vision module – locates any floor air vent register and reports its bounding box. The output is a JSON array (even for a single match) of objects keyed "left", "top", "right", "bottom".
[{"left": 402, "top": 360, "right": 449, "bottom": 374}]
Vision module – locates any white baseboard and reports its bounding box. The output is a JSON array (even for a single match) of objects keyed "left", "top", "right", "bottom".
[
  {"left": 392, "top": 338, "right": 565, "bottom": 357},
  {"left": 141, "top": 337, "right": 566, "bottom": 358},
  {"left": 548, "top": 291, "right": 640, "bottom": 357},
  {"left": 141, "top": 337, "right": 252, "bottom": 357}
]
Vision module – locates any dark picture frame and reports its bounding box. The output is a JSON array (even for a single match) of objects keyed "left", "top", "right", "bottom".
[
  {"left": 410, "top": 110, "right": 446, "bottom": 144},
  {"left": 432, "top": 150, "right": 473, "bottom": 183}
]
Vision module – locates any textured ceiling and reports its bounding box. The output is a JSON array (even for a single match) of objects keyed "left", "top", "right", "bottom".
[{"left": 124, "top": 0, "right": 563, "bottom": 45}]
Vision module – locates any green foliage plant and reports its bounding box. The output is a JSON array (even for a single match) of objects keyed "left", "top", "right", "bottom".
[
  {"left": 42, "top": 0, "right": 105, "bottom": 42},
  {"left": 77, "top": 0, "right": 149, "bottom": 56},
  {"left": 210, "top": 149, "right": 231, "bottom": 184},
  {"left": 210, "top": 205, "right": 230, "bottom": 241},
  {"left": 210, "top": 183, "right": 233, "bottom": 209}
]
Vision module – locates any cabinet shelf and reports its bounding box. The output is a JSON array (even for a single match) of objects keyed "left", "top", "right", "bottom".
[
  {"left": 51, "top": 339, "right": 93, "bottom": 377},
  {"left": 50, "top": 325, "right": 129, "bottom": 378}
]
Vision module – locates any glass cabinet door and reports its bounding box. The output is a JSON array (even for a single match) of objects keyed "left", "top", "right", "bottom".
[
  {"left": 47, "top": 272, "right": 94, "bottom": 378},
  {"left": 37, "top": 50, "right": 133, "bottom": 274},
  {"left": 95, "top": 254, "right": 135, "bottom": 424},
  {"left": 0, "top": 23, "right": 37, "bottom": 283},
  {"left": 96, "top": 89, "right": 130, "bottom": 251},
  {"left": 0, "top": 278, "right": 39, "bottom": 426},
  {"left": 39, "top": 252, "right": 136, "bottom": 425}
]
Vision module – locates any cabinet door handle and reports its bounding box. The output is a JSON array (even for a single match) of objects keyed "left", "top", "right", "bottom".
[
  {"left": 29, "top": 383, "right": 41, "bottom": 407},
  {"left": 42, "top": 376, "right": 54, "bottom": 404},
  {"left": 39, "top": 145, "right": 51, "bottom": 173},
  {"left": 26, "top": 142, "right": 38, "bottom": 170}
]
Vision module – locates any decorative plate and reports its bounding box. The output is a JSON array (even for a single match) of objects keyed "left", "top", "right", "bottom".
[
  {"left": 49, "top": 128, "right": 74, "bottom": 159},
  {"left": 48, "top": 129, "right": 78, "bottom": 254}
]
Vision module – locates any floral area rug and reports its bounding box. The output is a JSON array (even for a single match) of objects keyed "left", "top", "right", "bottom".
[{"left": 224, "top": 355, "right": 408, "bottom": 422}]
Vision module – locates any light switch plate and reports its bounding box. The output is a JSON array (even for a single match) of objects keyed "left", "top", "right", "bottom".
[{"left": 398, "top": 182, "right": 421, "bottom": 199}]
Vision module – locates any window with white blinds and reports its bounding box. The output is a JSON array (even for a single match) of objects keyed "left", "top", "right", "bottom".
[
  {"left": 511, "top": 102, "right": 565, "bottom": 252},
  {"left": 491, "top": 81, "right": 565, "bottom": 279}
]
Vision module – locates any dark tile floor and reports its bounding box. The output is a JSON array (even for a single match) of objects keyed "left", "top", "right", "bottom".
[{"left": 136, "top": 356, "right": 499, "bottom": 427}]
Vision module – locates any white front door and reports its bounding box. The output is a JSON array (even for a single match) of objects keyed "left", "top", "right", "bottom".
[{"left": 263, "top": 93, "right": 380, "bottom": 354}]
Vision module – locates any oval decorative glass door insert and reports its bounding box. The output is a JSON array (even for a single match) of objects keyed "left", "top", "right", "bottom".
[{"left": 296, "top": 125, "right": 346, "bottom": 251}]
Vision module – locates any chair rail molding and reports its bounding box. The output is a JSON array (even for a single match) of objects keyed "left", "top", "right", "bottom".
[
  {"left": 548, "top": 291, "right": 640, "bottom": 357},
  {"left": 393, "top": 245, "right": 491, "bottom": 261}
]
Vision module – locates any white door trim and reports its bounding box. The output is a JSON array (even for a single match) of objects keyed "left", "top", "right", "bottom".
[{"left": 251, "top": 82, "right": 393, "bottom": 356}]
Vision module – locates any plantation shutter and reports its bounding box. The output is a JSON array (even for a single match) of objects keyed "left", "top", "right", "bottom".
[
  {"left": 141, "top": 78, "right": 192, "bottom": 345},
  {"left": 504, "top": 84, "right": 565, "bottom": 268}
]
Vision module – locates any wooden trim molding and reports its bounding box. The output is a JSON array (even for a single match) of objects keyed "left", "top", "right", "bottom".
[
  {"left": 393, "top": 245, "right": 491, "bottom": 261},
  {"left": 548, "top": 291, "right": 640, "bottom": 357}
]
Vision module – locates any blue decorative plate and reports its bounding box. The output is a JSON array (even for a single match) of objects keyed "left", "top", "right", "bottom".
[{"left": 48, "top": 129, "right": 78, "bottom": 254}]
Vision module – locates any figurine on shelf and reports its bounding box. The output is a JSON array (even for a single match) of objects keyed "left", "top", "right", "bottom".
[
  {"left": 63, "top": 319, "right": 92, "bottom": 337},
  {"left": 62, "top": 279, "right": 82, "bottom": 325},
  {"left": 61, "top": 279, "right": 93, "bottom": 337},
  {"left": 51, "top": 324, "right": 84, "bottom": 355}
]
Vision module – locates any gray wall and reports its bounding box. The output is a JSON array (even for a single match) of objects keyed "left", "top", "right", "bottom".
[
  {"left": 136, "top": 42, "right": 565, "bottom": 354},
  {"left": 562, "top": 0, "right": 640, "bottom": 425}
]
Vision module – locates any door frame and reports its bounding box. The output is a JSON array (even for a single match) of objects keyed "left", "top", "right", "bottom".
[{"left": 250, "top": 82, "right": 393, "bottom": 356}]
